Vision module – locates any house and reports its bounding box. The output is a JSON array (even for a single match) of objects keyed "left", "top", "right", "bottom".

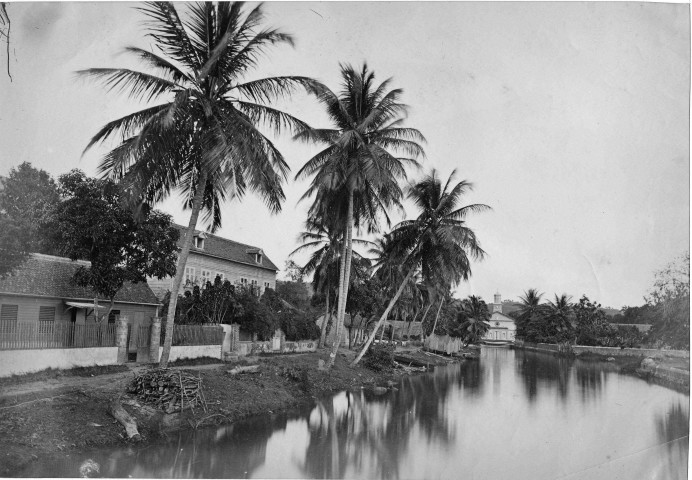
[
  {"left": 483, "top": 292, "right": 517, "bottom": 343},
  {"left": 147, "top": 225, "right": 279, "bottom": 299},
  {"left": 0, "top": 253, "right": 160, "bottom": 352}
]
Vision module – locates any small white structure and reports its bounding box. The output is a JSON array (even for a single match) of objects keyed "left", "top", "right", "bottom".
[{"left": 483, "top": 292, "right": 516, "bottom": 343}]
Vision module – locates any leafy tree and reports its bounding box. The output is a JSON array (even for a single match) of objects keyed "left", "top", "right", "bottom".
[
  {"left": 352, "top": 169, "right": 489, "bottom": 365},
  {"left": 81, "top": 2, "right": 320, "bottom": 367},
  {"left": 645, "top": 252, "right": 690, "bottom": 349},
  {"left": 261, "top": 288, "right": 319, "bottom": 341},
  {"left": 449, "top": 295, "right": 490, "bottom": 344},
  {"left": 50, "top": 170, "right": 179, "bottom": 320},
  {"left": 0, "top": 162, "right": 60, "bottom": 276},
  {"left": 295, "top": 64, "right": 425, "bottom": 368},
  {"left": 545, "top": 294, "right": 576, "bottom": 343},
  {"left": 513, "top": 289, "right": 547, "bottom": 341},
  {"left": 573, "top": 295, "right": 615, "bottom": 346}
]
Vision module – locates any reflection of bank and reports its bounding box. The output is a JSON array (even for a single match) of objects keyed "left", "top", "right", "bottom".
[{"left": 482, "top": 293, "right": 516, "bottom": 344}]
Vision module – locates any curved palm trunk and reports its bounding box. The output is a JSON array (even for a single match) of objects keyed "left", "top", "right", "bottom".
[
  {"left": 327, "top": 187, "right": 354, "bottom": 368},
  {"left": 418, "top": 302, "right": 433, "bottom": 335},
  {"left": 159, "top": 171, "right": 207, "bottom": 368},
  {"left": 351, "top": 267, "right": 416, "bottom": 366},
  {"left": 318, "top": 279, "right": 330, "bottom": 349}
]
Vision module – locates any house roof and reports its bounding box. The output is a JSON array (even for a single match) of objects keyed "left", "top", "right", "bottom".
[
  {"left": 0, "top": 254, "right": 160, "bottom": 305},
  {"left": 175, "top": 225, "right": 278, "bottom": 272}
]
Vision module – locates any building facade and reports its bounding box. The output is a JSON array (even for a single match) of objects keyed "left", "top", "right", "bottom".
[
  {"left": 147, "top": 226, "right": 278, "bottom": 299},
  {"left": 483, "top": 292, "right": 517, "bottom": 342}
]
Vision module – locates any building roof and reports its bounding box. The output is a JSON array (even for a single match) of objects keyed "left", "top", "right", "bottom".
[
  {"left": 0, "top": 254, "right": 160, "bottom": 305},
  {"left": 175, "top": 225, "right": 279, "bottom": 272}
]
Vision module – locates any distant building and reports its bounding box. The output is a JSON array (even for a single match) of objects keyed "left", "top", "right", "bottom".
[
  {"left": 147, "top": 225, "right": 278, "bottom": 299},
  {"left": 483, "top": 292, "right": 517, "bottom": 342}
]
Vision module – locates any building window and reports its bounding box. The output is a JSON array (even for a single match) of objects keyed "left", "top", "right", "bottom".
[
  {"left": 39, "top": 306, "right": 55, "bottom": 323},
  {"left": 201, "top": 269, "right": 212, "bottom": 286},
  {"left": 0, "top": 304, "right": 18, "bottom": 332},
  {"left": 185, "top": 267, "right": 196, "bottom": 285},
  {"left": 194, "top": 236, "right": 205, "bottom": 249},
  {"left": 251, "top": 279, "right": 258, "bottom": 286},
  {"left": 255, "top": 253, "right": 262, "bottom": 264},
  {"left": 264, "top": 282, "right": 270, "bottom": 289},
  {"left": 108, "top": 309, "right": 121, "bottom": 324},
  {"left": 240, "top": 278, "right": 248, "bottom": 285},
  {"left": 215, "top": 272, "right": 225, "bottom": 282}
]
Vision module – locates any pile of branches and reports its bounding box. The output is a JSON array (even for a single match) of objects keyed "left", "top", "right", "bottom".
[{"left": 128, "top": 369, "right": 207, "bottom": 414}]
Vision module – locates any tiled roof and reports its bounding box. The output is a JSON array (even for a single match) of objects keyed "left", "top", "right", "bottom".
[
  {"left": 0, "top": 254, "right": 160, "bottom": 305},
  {"left": 175, "top": 225, "right": 279, "bottom": 272}
]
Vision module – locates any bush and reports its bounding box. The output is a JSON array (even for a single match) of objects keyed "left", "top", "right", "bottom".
[{"left": 362, "top": 344, "right": 395, "bottom": 372}]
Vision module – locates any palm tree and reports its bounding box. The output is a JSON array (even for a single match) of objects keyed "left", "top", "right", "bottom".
[
  {"left": 352, "top": 169, "right": 490, "bottom": 365},
  {"left": 547, "top": 293, "right": 575, "bottom": 344},
  {"left": 514, "top": 289, "right": 545, "bottom": 341},
  {"left": 456, "top": 295, "right": 491, "bottom": 345},
  {"left": 295, "top": 64, "right": 425, "bottom": 368},
  {"left": 80, "top": 2, "right": 320, "bottom": 367},
  {"left": 290, "top": 215, "right": 372, "bottom": 348}
]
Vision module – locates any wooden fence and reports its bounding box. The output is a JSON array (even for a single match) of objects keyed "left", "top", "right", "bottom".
[
  {"left": 160, "top": 324, "right": 224, "bottom": 346},
  {"left": 0, "top": 320, "right": 117, "bottom": 350}
]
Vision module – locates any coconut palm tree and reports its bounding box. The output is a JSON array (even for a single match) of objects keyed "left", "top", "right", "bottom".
[
  {"left": 547, "top": 293, "right": 575, "bottom": 344},
  {"left": 514, "top": 288, "right": 545, "bottom": 341},
  {"left": 80, "top": 2, "right": 321, "bottom": 367},
  {"left": 290, "top": 215, "right": 372, "bottom": 348},
  {"left": 455, "top": 295, "right": 491, "bottom": 345},
  {"left": 352, "top": 169, "right": 489, "bottom": 365},
  {"left": 295, "top": 63, "right": 425, "bottom": 368}
]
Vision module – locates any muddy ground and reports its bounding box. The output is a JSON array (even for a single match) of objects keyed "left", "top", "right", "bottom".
[{"left": 0, "top": 347, "right": 458, "bottom": 475}]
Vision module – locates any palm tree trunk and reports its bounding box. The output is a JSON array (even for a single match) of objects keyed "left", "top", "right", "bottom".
[
  {"left": 351, "top": 267, "right": 416, "bottom": 366},
  {"left": 327, "top": 187, "right": 354, "bottom": 369},
  {"left": 318, "top": 278, "right": 330, "bottom": 348},
  {"left": 159, "top": 171, "right": 207, "bottom": 368},
  {"left": 428, "top": 299, "right": 445, "bottom": 339}
]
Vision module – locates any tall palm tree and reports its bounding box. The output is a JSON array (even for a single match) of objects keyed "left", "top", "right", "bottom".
[
  {"left": 352, "top": 169, "right": 490, "bottom": 365},
  {"left": 80, "top": 2, "right": 320, "bottom": 367},
  {"left": 547, "top": 293, "right": 575, "bottom": 343},
  {"left": 290, "top": 215, "right": 372, "bottom": 348},
  {"left": 456, "top": 295, "right": 491, "bottom": 345},
  {"left": 514, "top": 288, "right": 545, "bottom": 340},
  {"left": 295, "top": 64, "right": 425, "bottom": 368}
]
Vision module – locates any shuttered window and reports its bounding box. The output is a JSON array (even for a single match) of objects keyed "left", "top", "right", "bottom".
[
  {"left": 39, "top": 306, "right": 55, "bottom": 322},
  {"left": 108, "top": 309, "right": 121, "bottom": 324},
  {"left": 0, "top": 304, "right": 18, "bottom": 331}
]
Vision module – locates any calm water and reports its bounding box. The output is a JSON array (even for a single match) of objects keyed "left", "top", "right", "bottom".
[{"left": 19, "top": 348, "right": 689, "bottom": 479}]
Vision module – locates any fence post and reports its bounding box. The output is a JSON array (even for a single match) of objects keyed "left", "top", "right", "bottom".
[
  {"left": 149, "top": 317, "right": 161, "bottom": 363},
  {"left": 116, "top": 316, "right": 129, "bottom": 364}
]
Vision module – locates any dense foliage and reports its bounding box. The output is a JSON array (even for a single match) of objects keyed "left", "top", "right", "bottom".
[
  {"left": 361, "top": 344, "right": 396, "bottom": 372},
  {"left": 50, "top": 170, "right": 179, "bottom": 319},
  {"left": 0, "top": 162, "right": 60, "bottom": 276}
]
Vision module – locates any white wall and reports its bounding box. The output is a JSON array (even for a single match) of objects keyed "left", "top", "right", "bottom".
[
  {"left": 158, "top": 344, "right": 222, "bottom": 362},
  {"left": 0, "top": 347, "right": 119, "bottom": 377}
]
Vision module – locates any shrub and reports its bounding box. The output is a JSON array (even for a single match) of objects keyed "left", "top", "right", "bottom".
[{"left": 362, "top": 344, "right": 395, "bottom": 372}]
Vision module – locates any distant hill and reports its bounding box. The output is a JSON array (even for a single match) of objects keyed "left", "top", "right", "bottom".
[{"left": 601, "top": 307, "right": 620, "bottom": 317}]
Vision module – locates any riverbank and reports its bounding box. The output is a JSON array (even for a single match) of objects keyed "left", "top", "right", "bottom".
[
  {"left": 0, "top": 347, "right": 462, "bottom": 475},
  {"left": 512, "top": 343, "right": 690, "bottom": 393}
]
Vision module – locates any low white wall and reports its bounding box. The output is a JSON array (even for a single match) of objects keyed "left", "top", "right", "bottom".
[
  {"left": 0, "top": 347, "right": 119, "bottom": 378},
  {"left": 159, "top": 344, "right": 222, "bottom": 362},
  {"left": 573, "top": 345, "right": 690, "bottom": 359}
]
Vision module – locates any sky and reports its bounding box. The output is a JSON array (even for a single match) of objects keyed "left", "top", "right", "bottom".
[{"left": 0, "top": 1, "right": 689, "bottom": 309}]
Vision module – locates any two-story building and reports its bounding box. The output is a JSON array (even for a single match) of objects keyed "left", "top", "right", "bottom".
[
  {"left": 147, "top": 225, "right": 278, "bottom": 299},
  {"left": 483, "top": 292, "right": 517, "bottom": 343}
]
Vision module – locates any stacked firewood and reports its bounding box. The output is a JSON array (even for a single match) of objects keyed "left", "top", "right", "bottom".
[{"left": 128, "top": 369, "right": 206, "bottom": 414}]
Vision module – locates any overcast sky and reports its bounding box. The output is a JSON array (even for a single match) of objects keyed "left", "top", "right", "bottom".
[{"left": 0, "top": 1, "right": 689, "bottom": 308}]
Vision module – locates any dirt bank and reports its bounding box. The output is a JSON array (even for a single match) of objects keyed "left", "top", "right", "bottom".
[{"left": 0, "top": 347, "right": 460, "bottom": 475}]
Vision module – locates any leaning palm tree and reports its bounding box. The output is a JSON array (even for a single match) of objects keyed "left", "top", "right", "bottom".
[
  {"left": 80, "top": 2, "right": 320, "bottom": 367},
  {"left": 290, "top": 215, "right": 372, "bottom": 348},
  {"left": 352, "top": 169, "right": 490, "bottom": 365},
  {"left": 295, "top": 63, "right": 425, "bottom": 368}
]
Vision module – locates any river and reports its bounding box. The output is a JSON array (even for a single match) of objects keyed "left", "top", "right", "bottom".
[{"left": 18, "top": 348, "right": 689, "bottom": 479}]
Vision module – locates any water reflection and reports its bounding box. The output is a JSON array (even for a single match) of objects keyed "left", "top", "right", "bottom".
[{"left": 19, "top": 348, "right": 689, "bottom": 480}]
